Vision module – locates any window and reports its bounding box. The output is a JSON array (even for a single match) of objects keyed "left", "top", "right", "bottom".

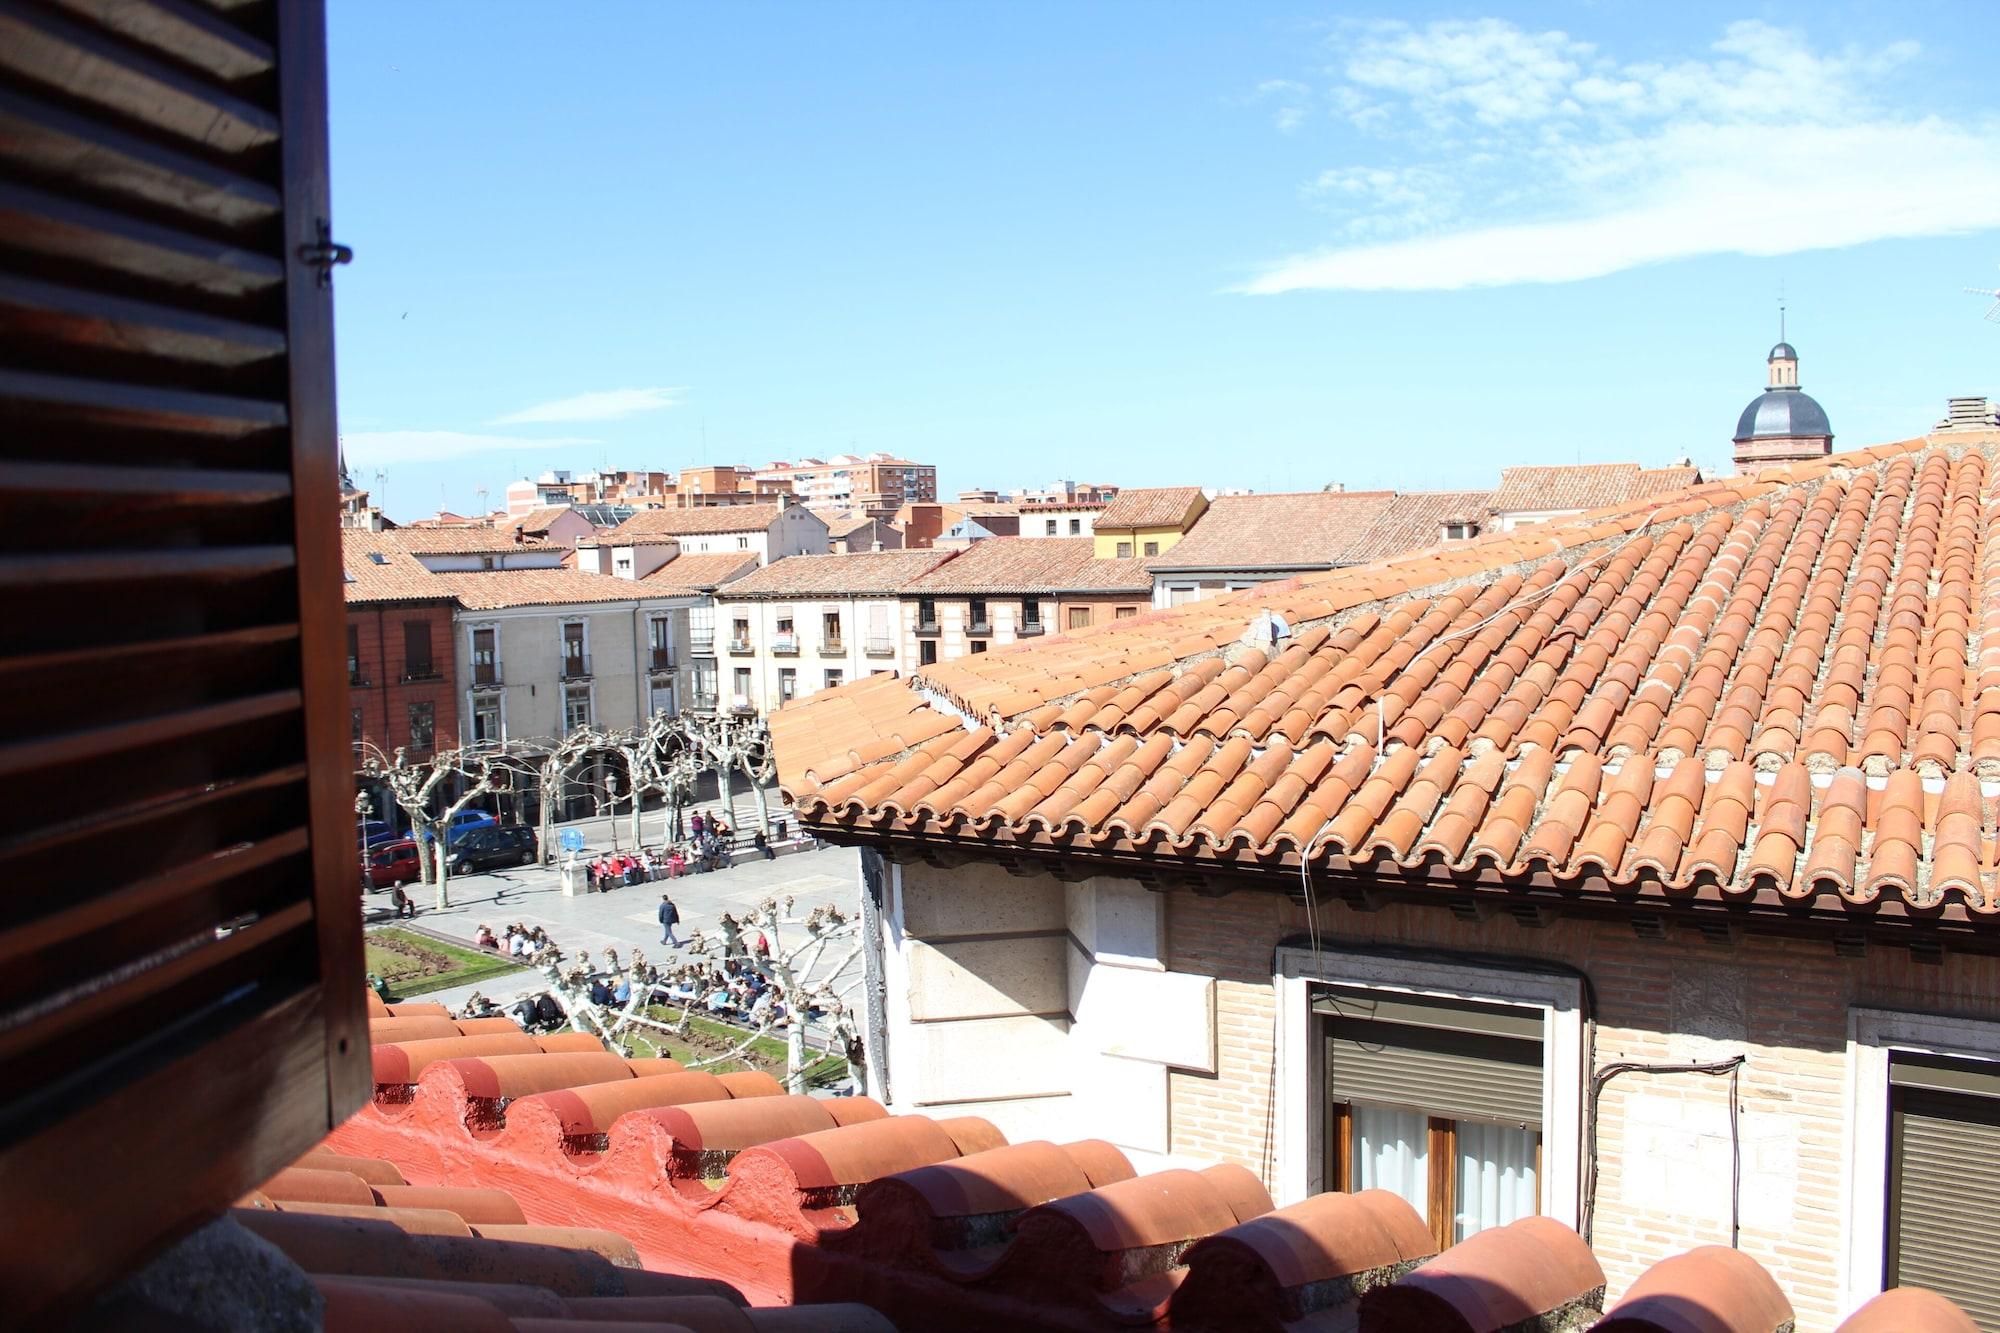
[
  {"left": 1115, "top": 606, "right": 1137, "bottom": 619},
  {"left": 917, "top": 596, "right": 938, "bottom": 628},
  {"left": 563, "top": 686, "right": 592, "bottom": 731},
  {"left": 731, "top": 617, "right": 751, "bottom": 651},
  {"left": 471, "top": 626, "right": 499, "bottom": 686},
  {"left": 649, "top": 615, "right": 673, "bottom": 670},
  {"left": 351, "top": 708, "right": 363, "bottom": 745},
  {"left": 969, "top": 598, "right": 989, "bottom": 629},
  {"left": 1116, "top": 541, "right": 1133, "bottom": 558},
  {"left": 403, "top": 620, "right": 433, "bottom": 678},
  {"left": 1167, "top": 585, "right": 1199, "bottom": 606},
  {"left": 733, "top": 667, "right": 753, "bottom": 706},
  {"left": 480, "top": 554, "right": 496, "bottom": 570},
  {"left": 407, "top": 701, "right": 435, "bottom": 752},
  {"left": 561, "top": 621, "right": 587, "bottom": 677},
  {"left": 1884, "top": 1053, "right": 2000, "bottom": 1322},
  {"left": 777, "top": 614, "right": 794, "bottom": 634},
  {"left": 969, "top": 639, "right": 987, "bottom": 654},
  {"left": 824, "top": 669, "right": 844, "bottom": 689},
  {"left": 347, "top": 624, "right": 362, "bottom": 684},
  {"left": 1444, "top": 521, "right": 1479, "bottom": 540},
  {"left": 920, "top": 640, "right": 938, "bottom": 666},
  {"left": 778, "top": 668, "right": 797, "bottom": 702},
  {"left": 737, "top": 536, "right": 749, "bottom": 549},
  {"left": 1069, "top": 607, "right": 1091, "bottom": 630},
  {"left": 472, "top": 697, "right": 503, "bottom": 744},
  {"left": 1045, "top": 519, "right": 1058, "bottom": 535},
  {"left": 1143, "top": 540, "right": 1160, "bottom": 556},
  {"left": 1022, "top": 600, "right": 1041, "bottom": 629},
  {"left": 822, "top": 611, "right": 842, "bottom": 647},
  {"left": 1069, "top": 519, "right": 1081, "bottom": 535},
  {"left": 690, "top": 605, "right": 715, "bottom": 653},
  {"left": 1318, "top": 987, "right": 1544, "bottom": 1246},
  {"left": 649, "top": 677, "right": 676, "bottom": 717}
]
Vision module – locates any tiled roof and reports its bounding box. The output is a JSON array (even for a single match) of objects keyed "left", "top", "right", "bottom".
[
  {"left": 1095, "top": 486, "right": 1207, "bottom": 530},
  {"left": 773, "top": 432, "right": 2000, "bottom": 926},
  {"left": 377, "top": 527, "right": 555, "bottom": 556},
  {"left": 435, "top": 569, "right": 664, "bottom": 611},
  {"left": 506, "top": 505, "right": 572, "bottom": 536},
  {"left": 718, "top": 550, "right": 957, "bottom": 598},
  {"left": 305, "top": 992, "right": 1967, "bottom": 1331},
  {"left": 903, "top": 538, "right": 1152, "bottom": 595},
  {"left": 1149, "top": 491, "right": 1397, "bottom": 571},
  {"left": 1488, "top": 462, "right": 1700, "bottom": 514},
  {"left": 1340, "top": 489, "right": 1495, "bottom": 565},
  {"left": 599, "top": 504, "right": 787, "bottom": 545},
  {"left": 823, "top": 512, "right": 879, "bottom": 539},
  {"left": 342, "top": 531, "right": 455, "bottom": 605},
  {"left": 641, "top": 551, "right": 760, "bottom": 595}
]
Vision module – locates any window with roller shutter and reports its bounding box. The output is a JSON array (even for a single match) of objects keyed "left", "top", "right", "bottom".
[
  {"left": 1886, "top": 1053, "right": 2000, "bottom": 1328},
  {"left": 0, "top": 0, "right": 366, "bottom": 1317}
]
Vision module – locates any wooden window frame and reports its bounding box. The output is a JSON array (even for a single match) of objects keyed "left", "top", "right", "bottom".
[{"left": 1324, "top": 1102, "right": 1544, "bottom": 1251}]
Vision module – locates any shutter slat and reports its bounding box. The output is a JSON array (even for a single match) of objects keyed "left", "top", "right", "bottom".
[
  {"left": 0, "top": 86, "right": 279, "bottom": 228},
  {"left": 1326, "top": 1009, "right": 1544, "bottom": 1128},
  {"left": 0, "top": 0, "right": 279, "bottom": 154},
  {"left": 0, "top": 688, "right": 299, "bottom": 779},
  {"left": 0, "top": 545, "right": 294, "bottom": 590},
  {"left": 0, "top": 272, "right": 287, "bottom": 368},
  {"left": 48, "top": 0, "right": 276, "bottom": 83},
  {"left": 0, "top": 180, "right": 283, "bottom": 298},
  {"left": 0, "top": 368, "right": 285, "bottom": 435}
]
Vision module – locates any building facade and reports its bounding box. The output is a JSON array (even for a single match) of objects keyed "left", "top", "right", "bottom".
[
  {"left": 757, "top": 452, "right": 938, "bottom": 509},
  {"left": 897, "top": 538, "right": 1150, "bottom": 668},
  {"left": 1090, "top": 486, "right": 1208, "bottom": 559},
  {"left": 592, "top": 501, "right": 829, "bottom": 567}
]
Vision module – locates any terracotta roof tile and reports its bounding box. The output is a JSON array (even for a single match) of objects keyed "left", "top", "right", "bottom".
[
  {"left": 902, "top": 538, "right": 1152, "bottom": 594},
  {"left": 595, "top": 504, "right": 793, "bottom": 545},
  {"left": 1489, "top": 462, "right": 1699, "bottom": 513},
  {"left": 434, "top": 569, "right": 671, "bottom": 611},
  {"left": 774, "top": 434, "right": 2000, "bottom": 926},
  {"left": 1093, "top": 486, "right": 1207, "bottom": 529},
  {"left": 1149, "top": 491, "right": 1398, "bottom": 571},
  {"left": 639, "top": 550, "right": 760, "bottom": 594},
  {"left": 342, "top": 531, "right": 457, "bottom": 605},
  {"left": 718, "top": 550, "right": 956, "bottom": 598}
]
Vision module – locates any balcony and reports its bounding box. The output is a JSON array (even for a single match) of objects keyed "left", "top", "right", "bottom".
[
  {"left": 864, "top": 635, "right": 896, "bottom": 657},
  {"left": 727, "top": 637, "right": 754, "bottom": 655},
  {"left": 914, "top": 619, "right": 940, "bottom": 637},
  {"left": 1019, "top": 621, "right": 1044, "bottom": 637},
  {"left": 729, "top": 695, "right": 755, "bottom": 713},
  {"left": 347, "top": 664, "right": 367, "bottom": 686},
  {"left": 690, "top": 631, "right": 715, "bottom": 654},
  {"left": 561, "top": 653, "right": 592, "bottom": 680},
  {"left": 968, "top": 621, "right": 992, "bottom": 636},
  {"left": 472, "top": 664, "right": 502, "bottom": 689},
  {"left": 819, "top": 637, "right": 843, "bottom": 656},
  {"left": 692, "top": 691, "right": 719, "bottom": 712},
  {"left": 771, "top": 631, "right": 800, "bottom": 656},
  {"left": 649, "top": 647, "right": 676, "bottom": 672},
  {"left": 400, "top": 662, "right": 442, "bottom": 682}
]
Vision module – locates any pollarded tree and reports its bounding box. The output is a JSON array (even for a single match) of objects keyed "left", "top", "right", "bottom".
[{"left": 357, "top": 741, "right": 530, "bottom": 908}]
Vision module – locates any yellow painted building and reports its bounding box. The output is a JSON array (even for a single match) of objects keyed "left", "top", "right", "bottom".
[{"left": 1090, "top": 486, "right": 1208, "bottom": 559}]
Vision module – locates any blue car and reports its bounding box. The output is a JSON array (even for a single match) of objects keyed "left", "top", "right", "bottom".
[
  {"left": 407, "top": 809, "right": 498, "bottom": 845},
  {"left": 358, "top": 819, "right": 400, "bottom": 849}
]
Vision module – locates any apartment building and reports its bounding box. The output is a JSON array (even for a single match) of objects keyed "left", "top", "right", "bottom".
[
  {"left": 436, "top": 570, "right": 703, "bottom": 746},
  {"left": 341, "top": 533, "right": 459, "bottom": 762},
  {"left": 1017, "top": 500, "right": 1103, "bottom": 539},
  {"left": 756, "top": 452, "right": 937, "bottom": 509},
  {"left": 379, "top": 525, "right": 571, "bottom": 573},
  {"left": 710, "top": 549, "right": 954, "bottom": 714},
  {"left": 775, "top": 431, "right": 2000, "bottom": 1326},
  {"left": 899, "top": 538, "right": 1150, "bottom": 668},
  {"left": 590, "top": 500, "right": 829, "bottom": 568},
  {"left": 504, "top": 469, "right": 674, "bottom": 514}
]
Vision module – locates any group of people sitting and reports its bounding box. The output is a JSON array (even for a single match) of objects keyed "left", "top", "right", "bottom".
[
  {"left": 474, "top": 922, "right": 555, "bottom": 959},
  {"left": 644, "top": 955, "right": 800, "bottom": 1025}
]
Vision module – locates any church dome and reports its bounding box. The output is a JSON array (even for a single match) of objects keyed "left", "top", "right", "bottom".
[
  {"left": 1735, "top": 386, "right": 1831, "bottom": 442},
  {"left": 1768, "top": 341, "right": 1797, "bottom": 361}
]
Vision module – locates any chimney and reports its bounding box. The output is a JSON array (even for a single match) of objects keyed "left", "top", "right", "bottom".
[{"left": 872, "top": 539, "right": 884, "bottom": 552}]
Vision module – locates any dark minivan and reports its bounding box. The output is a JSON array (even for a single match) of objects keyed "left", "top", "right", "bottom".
[{"left": 447, "top": 824, "right": 538, "bottom": 875}]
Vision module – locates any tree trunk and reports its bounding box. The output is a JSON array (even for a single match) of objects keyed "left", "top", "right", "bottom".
[
  {"left": 433, "top": 834, "right": 452, "bottom": 910},
  {"left": 785, "top": 1014, "right": 808, "bottom": 1093},
  {"left": 746, "top": 765, "right": 771, "bottom": 834},
  {"left": 625, "top": 754, "right": 644, "bottom": 849},
  {"left": 716, "top": 761, "right": 733, "bottom": 829}
]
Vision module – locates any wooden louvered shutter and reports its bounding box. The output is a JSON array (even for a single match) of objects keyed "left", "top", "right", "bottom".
[
  {"left": 0, "top": 0, "right": 367, "bottom": 1316},
  {"left": 1317, "top": 987, "right": 1544, "bottom": 1127},
  {"left": 1888, "top": 1056, "right": 2000, "bottom": 1329}
]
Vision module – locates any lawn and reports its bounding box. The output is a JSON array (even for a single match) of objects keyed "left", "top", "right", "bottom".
[
  {"left": 365, "top": 926, "right": 527, "bottom": 1000},
  {"left": 621, "top": 1003, "right": 849, "bottom": 1088}
]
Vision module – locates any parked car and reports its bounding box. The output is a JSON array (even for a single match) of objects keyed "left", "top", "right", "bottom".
[
  {"left": 448, "top": 824, "right": 539, "bottom": 875},
  {"left": 367, "top": 839, "right": 423, "bottom": 889},
  {"left": 407, "top": 808, "right": 497, "bottom": 844},
  {"left": 358, "top": 818, "right": 400, "bottom": 849}
]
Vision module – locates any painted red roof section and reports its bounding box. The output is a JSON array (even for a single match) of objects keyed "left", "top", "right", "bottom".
[{"left": 773, "top": 432, "right": 2000, "bottom": 924}]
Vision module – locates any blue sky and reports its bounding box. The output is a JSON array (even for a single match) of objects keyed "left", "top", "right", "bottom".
[{"left": 328, "top": 3, "right": 2000, "bottom": 522}]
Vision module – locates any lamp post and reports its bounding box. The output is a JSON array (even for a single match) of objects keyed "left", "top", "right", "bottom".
[
  {"left": 607, "top": 771, "right": 621, "bottom": 854},
  {"left": 354, "top": 791, "right": 373, "bottom": 894}
]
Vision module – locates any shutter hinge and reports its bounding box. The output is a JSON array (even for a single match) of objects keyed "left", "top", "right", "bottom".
[{"left": 298, "top": 219, "right": 354, "bottom": 288}]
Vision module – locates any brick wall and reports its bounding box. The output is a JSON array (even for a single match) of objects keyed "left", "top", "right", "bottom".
[
  {"left": 347, "top": 601, "right": 458, "bottom": 759},
  {"left": 1161, "top": 887, "right": 2000, "bottom": 1329}
]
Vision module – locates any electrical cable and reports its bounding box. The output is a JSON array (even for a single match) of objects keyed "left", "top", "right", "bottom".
[{"left": 1582, "top": 1054, "right": 1747, "bottom": 1248}]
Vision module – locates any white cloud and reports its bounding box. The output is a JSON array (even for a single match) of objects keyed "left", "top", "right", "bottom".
[
  {"left": 1245, "top": 19, "right": 1994, "bottom": 293},
  {"left": 492, "top": 386, "right": 685, "bottom": 424},
  {"left": 342, "top": 430, "right": 598, "bottom": 465}
]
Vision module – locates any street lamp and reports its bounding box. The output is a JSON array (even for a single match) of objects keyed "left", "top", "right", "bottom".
[
  {"left": 354, "top": 791, "right": 373, "bottom": 895},
  {"left": 606, "top": 771, "right": 621, "bottom": 854}
]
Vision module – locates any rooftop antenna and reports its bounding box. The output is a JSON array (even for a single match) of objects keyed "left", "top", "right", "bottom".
[
  {"left": 1778, "top": 279, "right": 1787, "bottom": 343},
  {"left": 372, "top": 467, "right": 387, "bottom": 512},
  {"left": 475, "top": 485, "right": 489, "bottom": 516},
  {"left": 1967, "top": 265, "right": 2000, "bottom": 323}
]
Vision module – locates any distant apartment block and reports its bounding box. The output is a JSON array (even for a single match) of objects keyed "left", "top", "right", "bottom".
[{"left": 756, "top": 452, "right": 937, "bottom": 509}]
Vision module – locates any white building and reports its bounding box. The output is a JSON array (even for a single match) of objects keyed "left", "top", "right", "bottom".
[
  {"left": 585, "top": 500, "right": 829, "bottom": 571},
  {"left": 709, "top": 550, "right": 953, "bottom": 714}
]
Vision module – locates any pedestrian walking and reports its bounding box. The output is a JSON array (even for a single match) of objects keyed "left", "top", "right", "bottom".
[
  {"left": 657, "top": 892, "right": 683, "bottom": 947},
  {"left": 690, "top": 811, "right": 706, "bottom": 839}
]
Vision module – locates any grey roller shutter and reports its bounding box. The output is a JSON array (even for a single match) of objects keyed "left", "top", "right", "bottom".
[
  {"left": 1317, "top": 987, "right": 1543, "bottom": 1127},
  {"left": 1889, "top": 1057, "right": 2000, "bottom": 1330}
]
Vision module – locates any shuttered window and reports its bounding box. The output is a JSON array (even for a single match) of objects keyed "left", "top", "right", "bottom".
[
  {"left": 0, "top": 0, "right": 365, "bottom": 1316},
  {"left": 1318, "top": 987, "right": 1545, "bottom": 1248},
  {"left": 1888, "top": 1054, "right": 2000, "bottom": 1328}
]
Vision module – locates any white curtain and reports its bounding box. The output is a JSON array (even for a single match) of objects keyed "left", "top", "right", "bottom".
[
  {"left": 1454, "top": 1121, "right": 1539, "bottom": 1240},
  {"left": 1351, "top": 1105, "right": 1428, "bottom": 1218}
]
